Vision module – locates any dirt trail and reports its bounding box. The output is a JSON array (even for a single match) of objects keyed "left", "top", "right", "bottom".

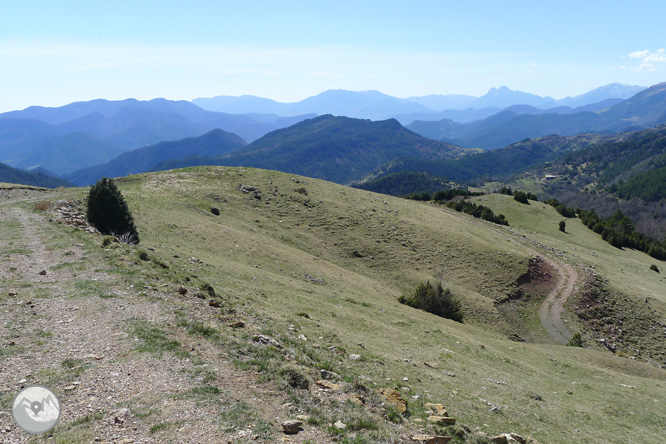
[
  {"left": 537, "top": 257, "right": 578, "bottom": 344},
  {"left": 0, "top": 194, "right": 333, "bottom": 443},
  {"left": 442, "top": 206, "right": 580, "bottom": 344}
]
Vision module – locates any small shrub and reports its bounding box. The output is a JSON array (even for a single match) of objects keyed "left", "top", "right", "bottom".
[
  {"left": 650, "top": 264, "right": 660, "bottom": 273},
  {"left": 566, "top": 332, "right": 584, "bottom": 347},
  {"left": 559, "top": 220, "right": 566, "bottom": 232},
  {"left": 33, "top": 201, "right": 52, "bottom": 211},
  {"left": 138, "top": 250, "right": 149, "bottom": 261},
  {"left": 383, "top": 404, "right": 403, "bottom": 423},
  {"left": 200, "top": 283, "right": 216, "bottom": 298},
  {"left": 398, "top": 281, "right": 463, "bottom": 322},
  {"left": 283, "top": 368, "right": 310, "bottom": 389},
  {"left": 513, "top": 191, "right": 529, "bottom": 204},
  {"left": 86, "top": 177, "right": 139, "bottom": 243},
  {"left": 116, "top": 232, "right": 139, "bottom": 245}
]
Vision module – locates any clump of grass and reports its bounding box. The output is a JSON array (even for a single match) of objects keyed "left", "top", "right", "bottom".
[
  {"left": 101, "top": 236, "right": 116, "bottom": 248},
  {"left": 151, "top": 257, "right": 170, "bottom": 269},
  {"left": 131, "top": 321, "right": 189, "bottom": 358},
  {"left": 68, "top": 412, "right": 104, "bottom": 428},
  {"left": 200, "top": 282, "right": 216, "bottom": 297},
  {"left": 33, "top": 201, "right": 52, "bottom": 211},
  {"left": 61, "top": 358, "right": 83, "bottom": 368},
  {"left": 149, "top": 421, "right": 182, "bottom": 434},
  {"left": 219, "top": 401, "right": 254, "bottom": 430},
  {"left": 186, "top": 321, "right": 220, "bottom": 339},
  {"left": 175, "top": 385, "right": 221, "bottom": 399},
  {"left": 345, "top": 297, "right": 372, "bottom": 308}
]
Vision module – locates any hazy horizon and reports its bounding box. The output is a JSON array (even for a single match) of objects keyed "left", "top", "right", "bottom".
[{"left": 1, "top": 1, "right": 665, "bottom": 113}]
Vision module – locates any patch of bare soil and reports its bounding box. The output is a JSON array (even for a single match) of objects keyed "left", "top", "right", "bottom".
[{"left": 0, "top": 199, "right": 334, "bottom": 443}]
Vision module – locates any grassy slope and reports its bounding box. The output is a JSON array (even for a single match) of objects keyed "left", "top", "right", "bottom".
[{"left": 43, "top": 167, "right": 666, "bottom": 442}]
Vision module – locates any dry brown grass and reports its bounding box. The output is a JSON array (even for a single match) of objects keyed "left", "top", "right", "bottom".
[{"left": 33, "top": 200, "right": 52, "bottom": 211}]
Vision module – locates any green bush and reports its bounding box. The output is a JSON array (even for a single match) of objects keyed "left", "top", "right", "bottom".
[
  {"left": 559, "top": 220, "right": 566, "bottom": 232},
  {"left": 86, "top": 178, "right": 139, "bottom": 244},
  {"left": 398, "top": 281, "right": 463, "bottom": 322},
  {"left": 566, "top": 332, "right": 584, "bottom": 347},
  {"left": 650, "top": 264, "right": 660, "bottom": 273},
  {"left": 513, "top": 191, "right": 529, "bottom": 204}
]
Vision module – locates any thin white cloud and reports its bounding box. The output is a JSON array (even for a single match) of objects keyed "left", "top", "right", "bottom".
[
  {"left": 629, "top": 50, "right": 649, "bottom": 59},
  {"left": 628, "top": 49, "right": 666, "bottom": 71}
]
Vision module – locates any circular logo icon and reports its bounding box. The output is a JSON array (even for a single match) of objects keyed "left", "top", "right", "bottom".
[{"left": 12, "top": 385, "right": 61, "bottom": 434}]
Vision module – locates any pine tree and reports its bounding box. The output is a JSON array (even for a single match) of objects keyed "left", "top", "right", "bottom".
[{"left": 86, "top": 178, "right": 140, "bottom": 244}]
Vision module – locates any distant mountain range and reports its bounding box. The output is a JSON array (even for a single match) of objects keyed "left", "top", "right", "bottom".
[
  {"left": 0, "top": 81, "right": 659, "bottom": 189},
  {"left": 193, "top": 83, "right": 645, "bottom": 123},
  {"left": 407, "top": 82, "right": 666, "bottom": 149},
  {"left": 0, "top": 99, "right": 314, "bottom": 175},
  {"left": 147, "top": 115, "right": 478, "bottom": 184}
]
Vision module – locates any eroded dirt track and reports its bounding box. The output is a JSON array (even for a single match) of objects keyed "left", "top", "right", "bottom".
[
  {"left": 0, "top": 193, "right": 332, "bottom": 443},
  {"left": 443, "top": 206, "right": 580, "bottom": 344},
  {"left": 537, "top": 257, "right": 577, "bottom": 344}
]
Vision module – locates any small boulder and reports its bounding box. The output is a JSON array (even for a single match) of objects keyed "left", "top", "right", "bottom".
[
  {"left": 282, "top": 420, "right": 302, "bottom": 434},
  {"left": 316, "top": 380, "right": 340, "bottom": 391},
  {"left": 377, "top": 388, "right": 408, "bottom": 413},
  {"left": 348, "top": 393, "right": 364, "bottom": 405},
  {"left": 252, "top": 334, "right": 282, "bottom": 348},
  {"left": 509, "top": 434, "right": 526, "bottom": 443},
  {"left": 333, "top": 420, "right": 346, "bottom": 430},
  {"left": 425, "top": 403, "right": 447, "bottom": 416},
  {"left": 427, "top": 416, "right": 456, "bottom": 426}
]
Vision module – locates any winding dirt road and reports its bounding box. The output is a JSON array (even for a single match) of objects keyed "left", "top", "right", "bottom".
[{"left": 440, "top": 204, "right": 580, "bottom": 344}]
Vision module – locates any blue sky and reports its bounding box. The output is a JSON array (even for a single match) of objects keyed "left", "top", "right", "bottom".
[{"left": 1, "top": 0, "right": 664, "bottom": 112}]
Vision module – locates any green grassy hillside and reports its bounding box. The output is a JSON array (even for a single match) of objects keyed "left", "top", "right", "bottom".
[
  {"left": 4, "top": 167, "right": 665, "bottom": 443},
  {"left": 114, "top": 168, "right": 666, "bottom": 441}
]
